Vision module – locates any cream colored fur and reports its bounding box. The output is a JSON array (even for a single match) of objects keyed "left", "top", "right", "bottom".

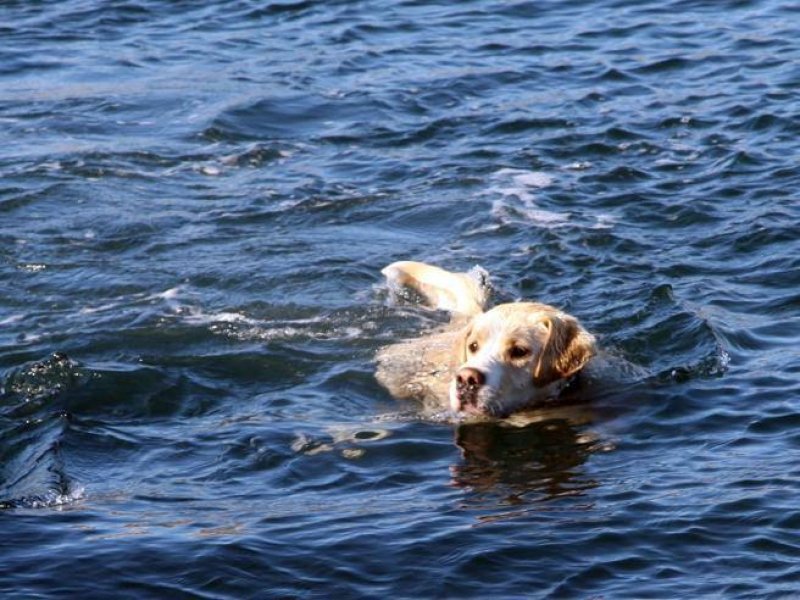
[{"left": 376, "top": 261, "right": 596, "bottom": 417}]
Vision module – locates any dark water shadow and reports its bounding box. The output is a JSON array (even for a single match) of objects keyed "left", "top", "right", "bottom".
[{"left": 449, "top": 403, "right": 607, "bottom": 522}]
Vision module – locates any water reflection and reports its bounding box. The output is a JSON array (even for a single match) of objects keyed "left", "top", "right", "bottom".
[{"left": 450, "top": 405, "right": 604, "bottom": 520}]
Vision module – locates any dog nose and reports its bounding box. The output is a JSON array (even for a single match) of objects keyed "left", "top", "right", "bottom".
[{"left": 456, "top": 367, "right": 485, "bottom": 389}]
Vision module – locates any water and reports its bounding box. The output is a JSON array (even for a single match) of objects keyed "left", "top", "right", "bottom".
[{"left": 1, "top": 0, "right": 799, "bottom": 596}]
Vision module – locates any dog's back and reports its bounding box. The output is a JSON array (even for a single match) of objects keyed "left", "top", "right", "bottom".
[
  {"left": 375, "top": 328, "right": 460, "bottom": 407},
  {"left": 377, "top": 261, "right": 488, "bottom": 406}
]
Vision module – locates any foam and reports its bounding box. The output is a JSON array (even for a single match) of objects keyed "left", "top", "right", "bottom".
[
  {"left": 495, "top": 168, "right": 554, "bottom": 189},
  {"left": 210, "top": 321, "right": 366, "bottom": 343},
  {"left": 483, "top": 168, "right": 618, "bottom": 231},
  {"left": 0, "top": 314, "right": 24, "bottom": 326},
  {"left": 592, "top": 214, "right": 617, "bottom": 230},
  {"left": 74, "top": 284, "right": 368, "bottom": 344},
  {"left": 183, "top": 308, "right": 258, "bottom": 326},
  {"left": 21, "top": 485, "right": 85, "bottom": 510},
  {"left": 80, "top": 301, "right": 125, "bottom": 315},
  {"left": 487, "top": 168, "right": 570, "bottom": 228}
]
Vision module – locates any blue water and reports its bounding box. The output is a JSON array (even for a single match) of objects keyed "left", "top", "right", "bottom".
[{"left": 2, "top": 0, "right": 799, "bottom": 596}]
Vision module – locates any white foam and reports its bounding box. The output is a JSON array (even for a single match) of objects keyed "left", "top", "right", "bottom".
[
  {"left": 148, "top": 286, "right": 187, "bottom": 313},
  {"left": 212, "top": 321, "right": 368, "bottom": 343},
  {"left": 491, "top": 199, "right": 569, "bottom": 226},
  {"left": 156, "top": 286, "right": 182, "bottom": 301},
  {"left": 199, "top": 165, "right": 221, "bottom": 176},
  {"left": 77, "top": 286, "right": 185, "bottom": 317},
  {"left": 183, "top": 308, "right": 258, "bottom": 326},
  {"left": 20, "top": 263, "right": 47, "bottom": 272},
  {"left": 72, "top": 281, "right": 367, "bottom": 343},
  {"left": 0, "top": 314, "right": 24, "bottom": 326},
  {"left": 215, "top": 325, "right": 305, "bottom": 341},
  {"left": 487, "top": 168, "right": 569, "bottom": 228},
  {"left": 592, "top": 214, "right": 617, "bottom": 229},
  {"left": 17, "top": 333, "right": 43, "bottom": 344},
  {"left": 80, "top": 301, "right": 123, "bottom": 315},
  {"left": 28, "top": 485, "right": 85, "bottom": 509},
  {"left": 495, "top": 168, "right": 553, "bottom": 189},
  {"left": 710, "top": 349, "right": 731, "bottom": 376}
]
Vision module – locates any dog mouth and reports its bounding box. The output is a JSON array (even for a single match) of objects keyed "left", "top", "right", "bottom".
[
  {"left": 454, "top": 387, "right": 503, "bottom": 418},
  {"left": 458, "top": 401, "right": 486, "bottom": 416},
  {"left": 454, "top": 382, "right": 482, "bottom": 413},
  {"left": 451, "top": 374, "right": 513, "bottom": 418}
]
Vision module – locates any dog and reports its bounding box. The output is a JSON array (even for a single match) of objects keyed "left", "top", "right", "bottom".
[{"left": 376, "top": 261, "right": 596, "bottom": 418}]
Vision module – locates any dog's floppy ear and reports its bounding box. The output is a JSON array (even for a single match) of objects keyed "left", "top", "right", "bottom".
[{"left": 533, "top": 315, "right": 595, "bottom": 386}]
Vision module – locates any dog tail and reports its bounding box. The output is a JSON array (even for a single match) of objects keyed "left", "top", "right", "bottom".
[{"left": 381, "top": 261, "right": 491, "bottom": 317}]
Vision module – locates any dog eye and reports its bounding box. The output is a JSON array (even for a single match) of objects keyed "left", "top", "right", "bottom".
[
  {"left": 468, "top": 341, "right": 479, "bottom": 353},
  {"left": 509, "top": 345, "right": 531, "bottom": 359}
]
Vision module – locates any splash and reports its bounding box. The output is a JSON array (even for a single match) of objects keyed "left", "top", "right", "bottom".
[
  {"left": 486, "top": 168, "right": 570, "bottom": 228},
  {"left": 25, "top": 486, "right": 86, "bottom": 510}
]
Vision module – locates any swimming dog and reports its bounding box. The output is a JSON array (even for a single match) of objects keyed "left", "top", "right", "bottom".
[{"left": 376, "top": 261, "right": 596, "bottom": 418}]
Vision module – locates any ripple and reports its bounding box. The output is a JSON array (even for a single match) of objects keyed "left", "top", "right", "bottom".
[
  {"left": 2, "top": 352, "right": 83, "bottom": 407},
  {"left": 1, "top": 353, "right": 81, "bottom": 509},
  {"left": 204, "top": 94, "right": 386, "bottom": 143},
  {"left": 487, "top": 116, "right": 573, "bottom": 134},
  {"left": 2, "top": 0, "right": 800, "bottom": 596}
]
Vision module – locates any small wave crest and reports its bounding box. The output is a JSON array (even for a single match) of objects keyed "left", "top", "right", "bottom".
[
  {"left": 2, "top": 352, "right": 83, "bottom": 405},
  {"left": 487, "top": 168, "right": 569, "bottom": 228},
  {"left": 1, "top": 353, "right": 84, "bottom": 511},
  {"left": 207, "top": 317, "right": 368, "bottom": 343},
  {"left": 1, "top": 485, "right": 85, "bottom": 510},
  {"left": 481, "top": 168, "right": 617, "bottom": 231},
  {"left": 609, "top": 283, "right": 732, "bottom": 384},
  {"left": 72, "top": 285, "right": 377, "bottom": 345}
]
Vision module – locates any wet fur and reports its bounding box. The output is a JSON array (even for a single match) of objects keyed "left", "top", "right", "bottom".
[{"left": 376, "top": 261, "right": 596, "bottom": 417}]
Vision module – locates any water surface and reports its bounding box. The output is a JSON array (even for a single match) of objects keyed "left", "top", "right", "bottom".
[{"left": 2, "top": 0, "right": 800, "bottom": 597}]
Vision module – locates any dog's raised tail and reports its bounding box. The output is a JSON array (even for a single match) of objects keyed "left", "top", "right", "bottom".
[{"left": 381, "top": 261, "right": 490, "bottom": 317}]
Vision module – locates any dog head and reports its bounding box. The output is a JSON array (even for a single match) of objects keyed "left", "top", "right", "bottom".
[{"left": 449, "top": 303, "right": 595, "bottom": 417}]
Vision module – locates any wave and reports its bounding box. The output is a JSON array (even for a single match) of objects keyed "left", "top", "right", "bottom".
[
  {"left": 470, "top": 168, "right": 621, "bottom": 234},
  {"left": 1, "top": 353, "right": 83, "bottom": 510},
  {"left": 485, "top": 168, "right": 568, "bottom": 229}
]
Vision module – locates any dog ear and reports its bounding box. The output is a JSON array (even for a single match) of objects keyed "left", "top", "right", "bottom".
[{"left": 533, "top": 316, "right": 595, "bottom": 386}]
